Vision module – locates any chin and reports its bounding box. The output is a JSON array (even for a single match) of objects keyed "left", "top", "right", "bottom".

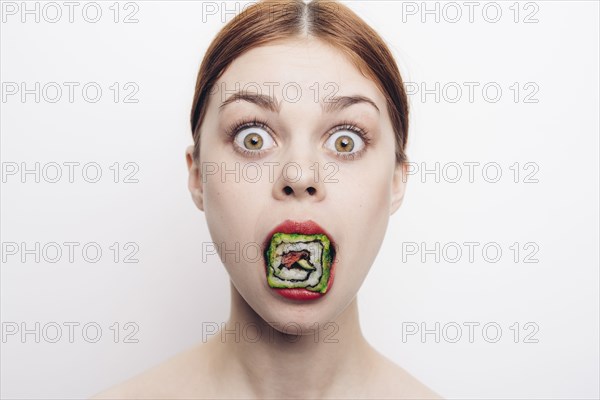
[{"left": 253, "top": 299, "right": 345, "bottom": 335}]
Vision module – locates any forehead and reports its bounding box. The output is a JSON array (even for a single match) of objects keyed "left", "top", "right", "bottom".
[{"left": 215, "top": 38, "right": 385, "bottom": 105}]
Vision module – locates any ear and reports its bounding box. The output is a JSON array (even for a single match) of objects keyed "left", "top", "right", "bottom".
[
  {"left": 390, "top": 162, "right": 408, "bottom": 215},
  {"left": 185, "top": 145, "right": 204, "bottom": 211}
]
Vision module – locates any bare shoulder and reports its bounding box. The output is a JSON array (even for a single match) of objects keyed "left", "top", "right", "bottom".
[
  {"left": 368, "top": 351, "right": 443, "bottom": 400},
  {"left": 90, "top": 342, "right": 215, "bottom": 399}
]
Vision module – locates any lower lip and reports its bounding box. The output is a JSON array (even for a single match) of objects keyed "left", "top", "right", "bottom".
[
  {"left": 271, "top": 251, "right": 337, "bottom": 301},
  {"left": 275, "top": 288, "right": 324, "bottom": 300}
]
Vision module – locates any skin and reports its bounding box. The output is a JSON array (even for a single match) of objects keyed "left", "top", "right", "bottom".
[{"left": 92, "top": 37, "right": 441, "bottom": 399}]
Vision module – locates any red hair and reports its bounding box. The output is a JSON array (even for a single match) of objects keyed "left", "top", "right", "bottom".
[{"left": 190, "top": 0, "right": 409, "bottom": 163}]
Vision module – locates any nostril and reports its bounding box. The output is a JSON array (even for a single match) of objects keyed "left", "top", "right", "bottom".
[
  {"left": 307, "top": 187, "right": 316, "bottom": 196},
  {"left": 283, "top": 186, "right": 293, "bottom": 195}
]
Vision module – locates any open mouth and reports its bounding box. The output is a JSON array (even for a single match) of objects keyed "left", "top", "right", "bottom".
[{"left": 263, "top": 220, "right": 336, "bottom": 300}]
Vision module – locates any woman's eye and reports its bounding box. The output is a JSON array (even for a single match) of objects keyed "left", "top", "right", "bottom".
[
  {"left": 324, "top": 130, "right": 365, "bottom": 155},
  {"left": 234, "top": 126, "right": 275, "bottom": 152}
]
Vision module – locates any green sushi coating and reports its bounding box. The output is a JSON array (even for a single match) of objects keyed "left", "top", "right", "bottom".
[{"left": 266, "top": 232, "right": 332, "bottom": 293}]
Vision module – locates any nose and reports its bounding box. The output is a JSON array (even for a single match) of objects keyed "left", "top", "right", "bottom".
[{"left": 273, "top": 159, "right": 326, "bottom": 202}]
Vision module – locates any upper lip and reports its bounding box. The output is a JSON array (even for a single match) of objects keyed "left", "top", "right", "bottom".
[{"left": 263, "top": 219, "right": 336, "bottom": 252}]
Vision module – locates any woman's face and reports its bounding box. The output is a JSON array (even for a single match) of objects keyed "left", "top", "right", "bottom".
[{"left": 187, "top": 38, "right": 407, "bottom": 331}]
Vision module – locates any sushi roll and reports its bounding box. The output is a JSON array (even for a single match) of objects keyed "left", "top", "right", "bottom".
[{"left": 265, "top": 232, "right": 333, "bottom": 293}]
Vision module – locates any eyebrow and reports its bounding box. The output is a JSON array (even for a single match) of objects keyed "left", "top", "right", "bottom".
[
  {"left": 219, "top": 93, "right": 281, "bottom": 113},
  {"left": 218, "top": 92, "right": 380, "bottom": 114},
  {"left": 322, "top": 95, "right": 380, "bottom": 114}
]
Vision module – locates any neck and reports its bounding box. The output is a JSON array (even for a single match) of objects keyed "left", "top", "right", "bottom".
[{"left": 210, "top": 282, "right": 375, "bottom": 399}]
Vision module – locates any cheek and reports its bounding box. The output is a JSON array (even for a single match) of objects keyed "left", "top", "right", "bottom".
[
  {"left": 199, "top": 135, "right": 258, "bottom": 239},
  {"left": 201, "top": 166, "right": 275, "bottom": 279},
  {"left": 328, "top": 162, "right": 393, "bottom": 282},
  {"left": 204, "top": 177, "right": 263, "bottom": 239},
  {"left": 357, "top": 177, "right": 390, "bottom": 240},
  {"left": 333, "top": 162, "right": 392, "bottom": 220}
]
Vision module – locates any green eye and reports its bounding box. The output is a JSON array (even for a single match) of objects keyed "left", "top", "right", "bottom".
[
  {"left": 234, "top": 127, "right": 275, "bottom": 152},
  {"left": 325, "top": 130, "right": 364, "bottom": 155},
  {"left": 243, "top": 133, "right": 263, "bottom": 150},
  {"left": 334, "top": 135, "right": 354, "bottom": 152}
]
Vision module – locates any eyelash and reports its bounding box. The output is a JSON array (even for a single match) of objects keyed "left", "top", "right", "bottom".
[{"left": 224, "top": 117, "right": 372, "bottom": 160}]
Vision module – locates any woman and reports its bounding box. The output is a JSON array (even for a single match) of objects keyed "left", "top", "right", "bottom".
[{"left": 95, "top": 0, "right": 440, "bottom": 398}]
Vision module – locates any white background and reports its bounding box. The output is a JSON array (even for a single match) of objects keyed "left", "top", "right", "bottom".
[{"left": 1, "top": 1, "right": 598, "bottom": 398}]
